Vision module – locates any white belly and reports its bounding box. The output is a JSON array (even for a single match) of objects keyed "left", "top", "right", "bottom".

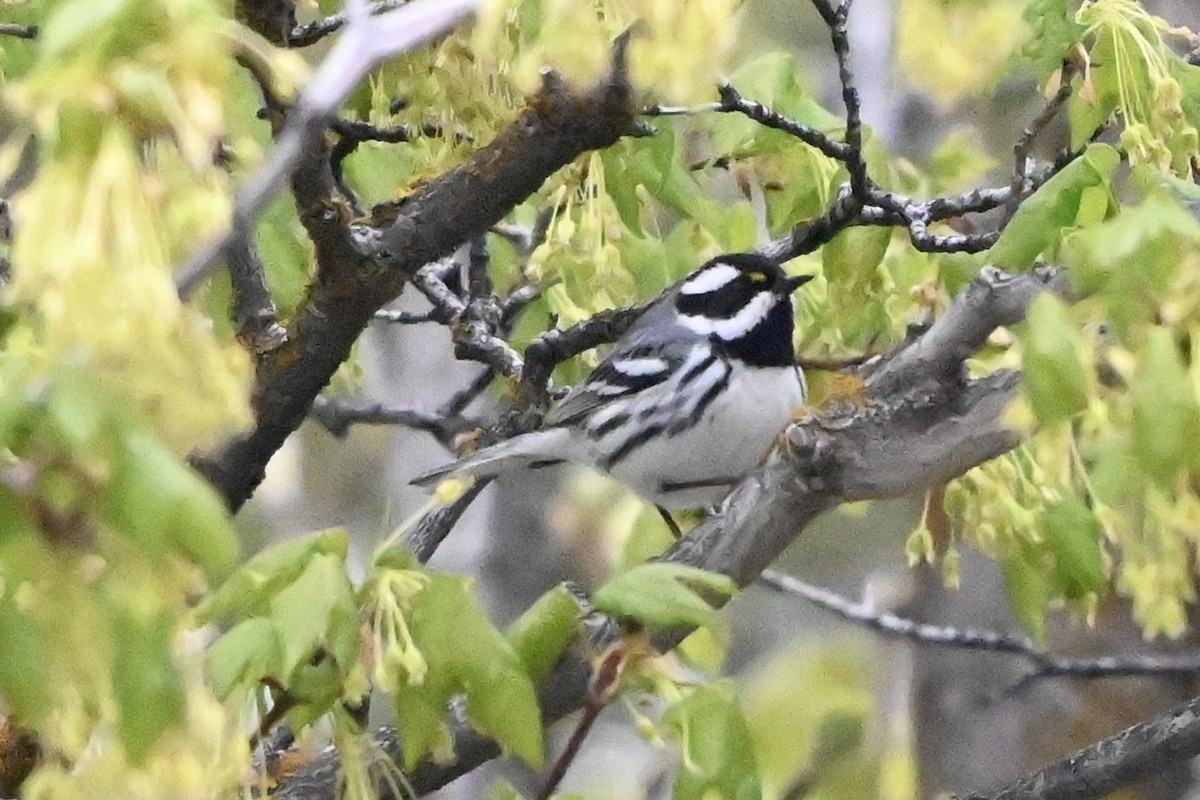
[{"left": 606, "top": 363, "right": 804, "bottom": 509}]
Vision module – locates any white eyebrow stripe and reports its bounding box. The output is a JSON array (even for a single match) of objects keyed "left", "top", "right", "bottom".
[
  {"left": 678, "top": 291, "right": 778, "bottom": 340},
  {"left": 611, "top": 356, "right": 668, "bottom": 376},
  {"left": 679, "top": 263, "right": 741, "bottom": 296}
]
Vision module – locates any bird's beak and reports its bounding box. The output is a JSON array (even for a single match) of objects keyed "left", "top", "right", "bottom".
[{"left": 784, "top": 274, "right": 816, "bottom": 292}]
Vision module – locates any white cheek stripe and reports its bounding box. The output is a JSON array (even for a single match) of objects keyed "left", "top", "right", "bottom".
[
  {"left": 679, "top": 263, "right": 740, "bottom": 296},
  {"left": 611, "top": 356, "right": 668, "bottom": 376},
  {"left": 679, "top": 291, "right": 777, "bottom": 340}
]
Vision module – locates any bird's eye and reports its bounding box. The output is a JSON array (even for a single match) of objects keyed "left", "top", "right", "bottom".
[{"left": 747, "top": 272, "right": 769, "bottom": 284}]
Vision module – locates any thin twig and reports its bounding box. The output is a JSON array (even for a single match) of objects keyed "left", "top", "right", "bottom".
[
  {"left": 285, "top": 0, "right": 409, "bottom": 47},
  {"left": 372, "top": 308, "right": 438, "bottom": 324},
  {"left": 715, "top": 85, "right": 849, "bottom": 161},
  {"left": 0, "top": 23, "right": 37, "bottom": 39},
  {"left": 1006, "top": 60, "right": 1077, "bottom": 220},
  {"left": 519, "top": 303, "right": 649, "bottom": 401},
  {"left": 410, "top": 263, "right": 466, "bottom": 323},
  {"left": 813, "top": 0, "right": 869, "bottom": 199},
  {"left": 757, "top": 569, "right": 1200, "bottom": 698},
  {"left": 534, "top": 647, "right": 626, "bottom": 800},
  {"left": 407, "top": 479, "right": 491, "bottom": 562},
  {"left": 310, "top": 396, "right": 475, "bottom": 445}
]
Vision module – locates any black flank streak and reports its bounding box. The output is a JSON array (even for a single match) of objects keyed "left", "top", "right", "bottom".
[{"left": 667, "top": 363, "right": 729, "bottom": 436}]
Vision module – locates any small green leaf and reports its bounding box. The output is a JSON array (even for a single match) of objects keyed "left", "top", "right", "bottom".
[
  {"left": 0, "top": 592, "right": 49, "bottom": 722},
  {"left": 397, "top": 574, "right": 543, "bottom": 769},
  {"left": 663, "top": 683, "right": 762, "bottom": 800},
  {"left": 1003, "top": 553, "right": 1051, "bottom": 643},
  {"left": 1041, "top": 497, "right": 1106, "bottom": 599},
  {"left": 107, "top": 428, "right": 239, "bottom": 576},
  {"left": 42, "top": 370, "right": 105, "bottom": 449},
  {"left": 1062, "top": 194, "right": 1200, "bottom": 340},
  {"left": 197, "top": 528, "right": 349, "bottom": 623},
  {"left": 1022, "top": 0, "right": 1085, "bottom": 78},
  {"left": 505, "top": 585, "right": 581, "bottom": 687},
  {"left": 268, "top": 552, "right": 357, "bottom": 681},
  {"left": 987, "top": 143, "right": 1119, "bottom": 268},
  {"left": 205, "top": 618, "right": 280, "bottom": 699},
  {"left": 1132, "top": 329, "right": 1200, "bottom": 486},
  {"left": 592, "top": 563, "right": 736, "bottom": 632},
  {"left": 1021, "top": 293, "right": 1092, "bottom": 425},
  {"left": 112, "top": 609, "right": 185, "bottom": 763},
  {"left": 822, "top": 226, "right": 889, "bottom": 289}
]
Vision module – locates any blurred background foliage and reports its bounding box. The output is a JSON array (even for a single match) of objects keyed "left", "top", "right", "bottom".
[{"left": 1, "top": 0, "right": 1200, "bottom": 798}]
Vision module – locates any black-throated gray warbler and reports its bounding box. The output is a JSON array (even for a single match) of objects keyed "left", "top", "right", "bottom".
[{"left": 412, "top": 253, "right": 813, "bottom": 515}]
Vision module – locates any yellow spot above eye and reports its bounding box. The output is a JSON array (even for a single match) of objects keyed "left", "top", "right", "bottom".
[{"left": 747, "top": 272, "right": 769, "bottom": 283}]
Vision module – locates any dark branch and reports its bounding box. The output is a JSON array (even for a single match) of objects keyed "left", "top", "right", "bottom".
[
  {"left": 285, "top": 0, "right": 408, "bottom": 47},
  {"left": 758, "top": 569, "right": 1200, "bottom": 698},
  {"left": 194, "top": 35, "right": 637, "bottom": 511},
  {"left": 713, "top": 84, "right": 850, "bottom": 161},
  {"left": 953, "top": 693, "right": 1200, "bottom": 800},
  {"left": 228, "top": 234, "right": 287, "bottom": 354},
  {"left": 177, "top": 0, "right": 481, "bottom": 297},
  {"left": 814, "top": 0, "right": 869, "bottom": 199},
  {"left": 519, "top": 302, "right": 650, "bottom": 404},
  {"left": 0, "top": 23, "right": 37, "bottom": 39},
  {"left": 1006, "top": 60, "right": 1076, "bottom": 220},
  {"left": 372, "top": 308, "right": 438, "bottom": 324},
  {"left": 309, "top": 396, "right": 474, "bottom": 445}
]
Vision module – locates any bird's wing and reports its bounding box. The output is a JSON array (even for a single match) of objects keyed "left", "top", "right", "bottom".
[{"left": 543, "top": 330, "right": 696, "bottom": 428}]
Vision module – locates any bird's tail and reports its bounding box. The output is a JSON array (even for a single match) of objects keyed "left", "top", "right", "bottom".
[{"left": 409, "top": 428, "right": 570, "bottom": 488}]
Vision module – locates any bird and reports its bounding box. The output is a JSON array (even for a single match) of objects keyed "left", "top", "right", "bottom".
[{"left": 411, "top": 252, "right": 813, "bottom": 532}]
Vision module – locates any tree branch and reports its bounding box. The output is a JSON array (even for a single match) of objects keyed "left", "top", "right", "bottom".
[
  {"left": 228, "top": 233, "right": 287, "bottom": 354},
  {"left": 757, "top": 569, "right": 1200, "bottom": 698},
  {"left": 177, "top": 0, "right": 481, "bottom": 297},
  {"left": 953, "top": 693, "right": 1200, "bottom": 800},
  {"left": 285, "top": 0, "right": 409, "bottom": 48},
  {"left": 193, "top": 35, "right": 638, "bottom": 511},
  {"left": 308, "top": 396, "right": 475, "bottom": 446},
  {"left": 0, "top": 23, "right": 37, "bottom": 39}
]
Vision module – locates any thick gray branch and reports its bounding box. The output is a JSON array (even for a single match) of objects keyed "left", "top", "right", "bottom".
[
  {"left": 954, "top": 693, "right": 1200, "bottom": 800},
  {"left": 867, "top": 265, "right": 1069, "bottom": 396}
]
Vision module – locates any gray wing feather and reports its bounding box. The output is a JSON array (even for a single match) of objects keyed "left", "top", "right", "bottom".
[
  {"left": 543, "top": 328, "right": 696, "bottom": 427},
  {"left": 409, "top": 428, "right": 569, "bottom": 487}
]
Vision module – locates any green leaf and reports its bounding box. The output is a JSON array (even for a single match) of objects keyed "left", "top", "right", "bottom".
[
  {"left": 40, "top": 0, "right": 132, "bottom": 58},
  {"left": 112, "top": 609, "right": 185, "bottom": 763},
  {"left": 107, "top": 428, "right": 239, "bottom": 577},
  {"left": 205, "top": 618, "right": 280, "bottom": 699},
  {"left": 0, "top": 592, "right": 49, "bottom": 722},
  {"left": 1003, "top": 553, "right": 1051, "bottom": 643},
  {"left": 987, "top": 143, "right": 1119, "bottom": 269},
  {"left": 1061, "top": 195, "right": 1200, "bottom": 341},
  {"left": 197, "top": 528, "right": 349, "bottom": 623},
  {"left": 1041, "top": 497, "right": 1107, "bottom": 599},
  {"left": 1022, "top": 0, "right": 1085, "bottom": 79},
  {"left": 505, "top": 585, "right": 581, "bottom": 687},
  {"left": 42, "top": 370, "right": 105, "bottom": 450},
  {"left": 592, "top": 563, "right": 736, "bottom": 632},
  {"left": 1020, "top": 293, "right": 1093, "bottom": 425},
  {"left": 1132, "top": 329, "right": 1200, "bottom": 486},
  {"left": 663, "top": 683, "right": 762, "bottom": 800},
  {"left": 397, "top": 573, "right": 543, "bottom": 769},
  {"left": 268, "top": 552, "right": 358, "bottom": 682},
  {"left": 822, "top": 226, "right": 889, "bottom": 288}
]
